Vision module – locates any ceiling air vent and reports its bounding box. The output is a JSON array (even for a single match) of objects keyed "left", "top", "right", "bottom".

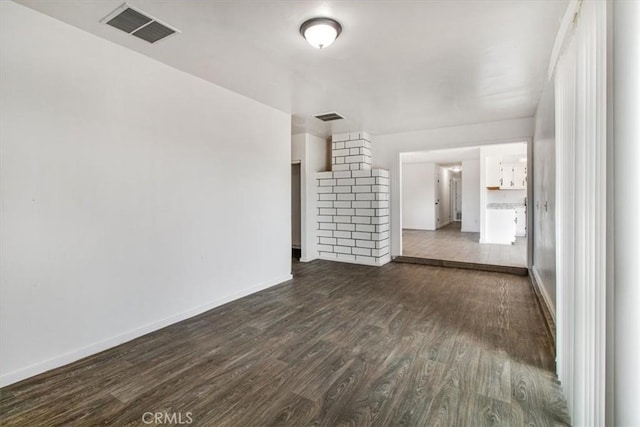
[
  {"left": 314, "top": 112, "right": 344, "bottom": 122},
  {"left": 101, "top": 3, "right": 179, "bottom": 44}
]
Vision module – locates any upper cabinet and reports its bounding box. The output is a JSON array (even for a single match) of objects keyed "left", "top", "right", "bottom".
[
  {"left": 513, "top": 163, "right": 527, "bottom": 189},
  {"left": 500, "top": 162, "right": 527, "bottom": 190},
  {"left": 486, "top": 157, "right": 502, "bottom": 188}
]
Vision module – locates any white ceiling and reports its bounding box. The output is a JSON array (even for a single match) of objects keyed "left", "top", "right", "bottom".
[
  {"left": 15, "top": 0, "right": 567, "bottom": 137},
  {"left": 402, "top": 141, "right": 527, "bottom": 164}
]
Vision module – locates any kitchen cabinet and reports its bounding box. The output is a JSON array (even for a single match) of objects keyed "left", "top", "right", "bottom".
[
  {"left": 500, "top": 163, "right": 527, "bottom": 190},
  {"left": 515, "top": 206, "right": 527, "bottom": 236},
  {"left": 513, "top": 164, "right": 527, "bottom": 189},
  {"left": 486, "top": 157, "right": 502, "bottom": 188},
  {"left": 485, "top": 207, "right": 516, "bottom": 244}
]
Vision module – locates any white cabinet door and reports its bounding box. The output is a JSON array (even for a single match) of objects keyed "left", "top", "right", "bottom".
[
  {"left": 515, "top": 207, "right": 527, "bottom": 236},
  {"left": 500, "top": 163, "right": 527, "bottom": 189},
  {"left": 500, "top": 162, "right": 515, "bottom": 189},
  {"left": 486, "top": 157, "right": 502, "bottom": 187},
  {"left": 513, "top": 164, "right": 527, "bottom": 189},
  {"left": 486, "top": 209, "right": 517, "bottom": 244}
]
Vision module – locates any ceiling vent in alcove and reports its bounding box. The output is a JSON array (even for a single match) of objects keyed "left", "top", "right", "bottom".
[
  {"left": 101, "top": 3, "right": 179, "bottom": 44},
  {"left": 314, "top": 112, "right": 345, "bottom": 122}
]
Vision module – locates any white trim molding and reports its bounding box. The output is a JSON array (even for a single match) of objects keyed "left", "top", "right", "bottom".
[
  {"left": 531, "top": 266, "right": 556, "bottom": 322},
  {"left": 554, "top": 0, "right": 607, "bottom": 424}
]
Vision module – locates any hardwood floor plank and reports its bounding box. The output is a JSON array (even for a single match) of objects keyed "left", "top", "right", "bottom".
[{"left": 0, "top": 260, "right": 567, "bottom": 426}]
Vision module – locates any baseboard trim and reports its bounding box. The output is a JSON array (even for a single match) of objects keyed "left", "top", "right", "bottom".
[
  {"left": 0, "top": 273, "right": 293, "bottom": 388},
  {"left": 460, "top": 228, "right": 480, "bottom": 233},
  {"left": 529, "top": 266, "right": 556, "bottom": 348},
  {"left": 317, "top": 254, "right": 391, "bottom": 267},
  {"left": 392, "top": 256, "right": 528, "bottom": 276}
]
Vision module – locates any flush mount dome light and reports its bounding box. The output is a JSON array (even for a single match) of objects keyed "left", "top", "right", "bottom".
[{"left": 300, "top": 17, "right": 342, "bottom": 49}]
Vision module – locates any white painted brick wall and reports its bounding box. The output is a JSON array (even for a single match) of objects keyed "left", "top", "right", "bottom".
[
  {"left": 331, "top": 135, "right": 372, "bottom": 172},
  {"left": 334, "top": 245, "right": 351, "bottom": 254},
  {"left": 352, "top": 231, "right": 371, "bottom": 240},
  {"left": 351, "top": 217, "right": 371, "bottom": 224},
  {"left": 352, "top": 201, "right": 371, "bottom": 208},
  {"left": 337, "top": 223, "right": 355, "bottom": 231},
  {"left": 317, "top": 132, "right": 390, "bottom": 266},
  {"left": 352, "top": 170, "right": 372, "bottom": 178},
  {"left": 337, "top": 208, "right": 355, "bottom": 216},
  {"left": 356, "top": 193, "right": 375, "bottom": 201},
  {"left": 356, "top": 240, "right": 375, "bottom": 249},
  {"left": 319, "top": 237, "right": 337, "bottom": 245},
  {"left": 319, "top": 194, "right": 336, "bottom": 201},
  {"left": 337, "top": 193, "right": 355, "bottom": 201},
  {"left": 352, "top": 247, "right": 372, "bottom": 256},
  {"left": 337, "top": 238, "right": 355, "bottom": 247},
  {"left": 333, "top": 171, "right": 351, "bottom": 178}
]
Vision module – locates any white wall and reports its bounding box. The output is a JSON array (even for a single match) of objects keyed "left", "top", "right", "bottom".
[
  {"left": 461, "top": 159, "right": 480, "bottom": 232},
  {"left": 291, "top": 133, "right": 329, "bottom": 262},
  {"left": 373, "top": 117, "right": 534, "bottom": 256},
  {"left": 0, "top": 1, "right": 292, "bottom": 386},
  {"left": 612, "top": 0, "right": 640, "bottom": 424},
  {"left": 401, "top": 162, "right": 435, "bottom": 230},
  {"left": 532, "top": 79, "right": 557, "bottom": 315}
]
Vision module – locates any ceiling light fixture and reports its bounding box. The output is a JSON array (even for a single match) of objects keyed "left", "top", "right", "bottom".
[
  {"left": 451, "top": 166, "right": 462, "bottom": 173},
  {"left": 300, "top": 18, "right": 342, "bottom": 49}
]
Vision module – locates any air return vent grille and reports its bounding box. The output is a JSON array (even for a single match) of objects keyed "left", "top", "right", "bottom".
[
  {"left": 101, "top": 3, "right": 179, "bottom": 44},
  {"left": 314, "top": 112, "right": 344, "bottom": 122}
]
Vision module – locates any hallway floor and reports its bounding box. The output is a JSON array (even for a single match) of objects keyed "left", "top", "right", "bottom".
[{"left": 403, "top": 222, "right": 527, "bottom": 267}]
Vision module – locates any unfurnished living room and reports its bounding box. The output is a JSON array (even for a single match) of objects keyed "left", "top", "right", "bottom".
[{"left": 0, "top": 1, "right": 638, "bottom": 426}]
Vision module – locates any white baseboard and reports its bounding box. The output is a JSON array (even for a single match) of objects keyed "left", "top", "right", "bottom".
[
  {"left": 0, "top": 273, "right": 292, "bottom": 387},
  {"left": 317, "top": 253, "right": 391, "bottom": 267},
  {"left": 436, "top": 220, "right": 451, "bottom": 229},
  {"left": 531, "top": 266, "right": 556, "bottom": 321}
]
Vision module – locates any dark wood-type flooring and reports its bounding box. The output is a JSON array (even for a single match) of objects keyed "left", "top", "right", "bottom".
[{"left": 0, "top": 260, "right": 570, "bottom": 426}]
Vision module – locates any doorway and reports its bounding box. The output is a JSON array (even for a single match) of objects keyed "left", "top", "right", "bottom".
[
  {"left": 291, "top": 162, "right": 301, "bottom": 260},
  {"left": 451, "top": 172, "right": 462, "bottom": 222},
  {"left": 399, "top": 143, "right": 528, "bottom": 268}
]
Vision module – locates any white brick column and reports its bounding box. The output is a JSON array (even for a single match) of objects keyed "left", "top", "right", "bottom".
[
  {"left": 331, "top": 132, "right": 372, "bottom": 171},
  {"left": 315, "top": 131, "right": 390, "bottom": 266}
]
